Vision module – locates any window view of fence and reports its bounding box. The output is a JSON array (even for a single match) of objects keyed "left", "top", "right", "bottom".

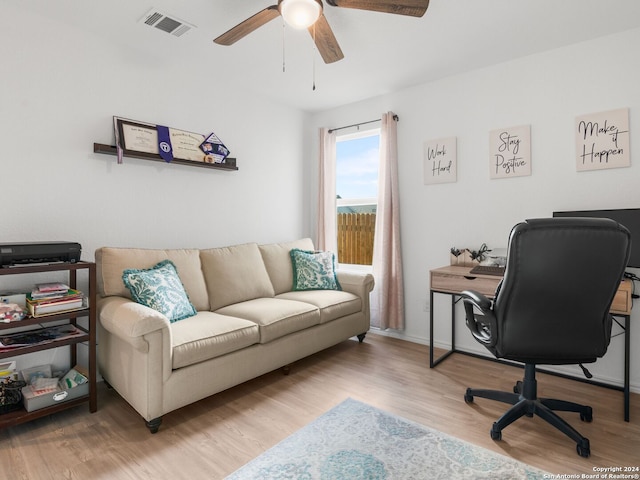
[
  {"left": 336, "top": 129, "right": 379, "bottom": 266},
  {"left": 337, "top": 212, "right": 376, "bottom": 265}
]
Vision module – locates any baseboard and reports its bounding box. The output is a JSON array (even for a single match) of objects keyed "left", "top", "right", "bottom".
[
  {"left": 366, "top": 329, "right": 640, "bottom": 395},
  {"left": 368, "top": 328, "right": 429, "bottom": 346}
]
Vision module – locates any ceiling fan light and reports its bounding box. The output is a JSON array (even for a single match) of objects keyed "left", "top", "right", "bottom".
[{"left": 280, "top": 0, "right": 321, "bottom": 29}]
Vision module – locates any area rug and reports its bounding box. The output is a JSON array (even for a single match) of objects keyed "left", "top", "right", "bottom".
[{"left": 226, "top": 398, "right": 549, "bottom": 479}]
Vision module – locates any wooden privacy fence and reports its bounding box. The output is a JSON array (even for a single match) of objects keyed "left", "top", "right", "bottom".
[{"left": 337, "top": 213, "right": 376, "bottom": 265}]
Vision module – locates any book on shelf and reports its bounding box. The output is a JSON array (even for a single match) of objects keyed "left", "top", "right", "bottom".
[
  {"left": 35, "top": 282, "right": 69, "bottom": 293},
  {"left": 27, "top": 288, "right": 83, "bottom": 303},
  {"left": 26, "top": 288, "right": 84, "bottom": 316},
  {"left": 30, "top": 283, "right": 73, "bottom": 300},
  {"left": 26, "top": 295, "right": 86, "bottom": 317}
]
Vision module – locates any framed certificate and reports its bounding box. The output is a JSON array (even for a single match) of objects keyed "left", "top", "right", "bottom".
[
  {"left": 168, "top": 128, "right": 207, "bottom": 162},
  {"left": 116, "top": 119, "right": 159, "bottom": 156}
]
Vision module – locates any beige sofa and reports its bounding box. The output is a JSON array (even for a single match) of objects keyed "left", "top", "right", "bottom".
[{"left": 95, "top": 238, "right": 374, "bottom": 432}]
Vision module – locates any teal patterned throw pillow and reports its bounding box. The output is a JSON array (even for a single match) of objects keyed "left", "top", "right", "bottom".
[
  {"left": 122, "top": 260, "right": 197, "bottom": 322},
  {"left": 290, "top": 248, "right": 341, "bottom": 291}
]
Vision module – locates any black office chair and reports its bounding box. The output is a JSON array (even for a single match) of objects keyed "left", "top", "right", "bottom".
[{"left": 461, "top": 218, "right": 631, "bottom": 458}]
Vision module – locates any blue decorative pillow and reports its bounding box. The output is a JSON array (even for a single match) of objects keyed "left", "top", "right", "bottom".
[
  {"left": 122, "top": 260, "right": 196, "bottom": 322},
  {"left": 290, "top": 248, "right": 341, "bottom": 291}
]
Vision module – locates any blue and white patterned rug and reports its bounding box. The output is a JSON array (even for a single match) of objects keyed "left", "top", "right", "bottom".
[{"left": 226, "top": 398, "right": 549, "bottom": 479}]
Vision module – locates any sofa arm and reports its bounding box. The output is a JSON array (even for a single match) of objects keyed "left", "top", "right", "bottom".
[
  {"left": 97, "top": 295, "right": 174, "bottom": 420},
  {"left": 98, "top": 296, "right": 171, "bottom": 353},
  {"left": 336, "top": 271, "right": 375, "bottom": 297}
]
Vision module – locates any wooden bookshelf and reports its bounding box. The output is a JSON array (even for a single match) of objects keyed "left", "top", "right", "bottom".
[{"left": 0, "top": 261, "right": 97, "bottom": 429}]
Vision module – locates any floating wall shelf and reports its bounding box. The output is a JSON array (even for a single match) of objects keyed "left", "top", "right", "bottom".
[{"left": 93, "top": 143, "right": 238, "bottom": 171}]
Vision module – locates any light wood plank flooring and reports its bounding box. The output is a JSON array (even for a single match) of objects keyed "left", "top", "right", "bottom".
[{"left": 1, "top": 333, "right": 638, "bottom": 479}]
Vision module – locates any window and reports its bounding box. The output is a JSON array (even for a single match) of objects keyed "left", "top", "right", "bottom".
[{"left": 335, "top": 129, "right": 380, "bottom": 266}]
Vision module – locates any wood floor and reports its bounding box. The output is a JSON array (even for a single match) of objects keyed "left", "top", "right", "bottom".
[{"left": 1, "top": 333, "right": 639, "bottom": 479}]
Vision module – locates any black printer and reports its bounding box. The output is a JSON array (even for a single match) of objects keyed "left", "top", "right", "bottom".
[{"left": 0, "top": 242, "right": 82, "bottom": 267}]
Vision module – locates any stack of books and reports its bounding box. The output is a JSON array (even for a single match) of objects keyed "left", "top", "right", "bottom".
[{"left": 26, "top": 283, "right": 86, "bottom": 317}]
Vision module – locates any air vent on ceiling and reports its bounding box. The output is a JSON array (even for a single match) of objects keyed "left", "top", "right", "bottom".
[{"left": 139, "top": 8, "right": 196, "bottom": 37}]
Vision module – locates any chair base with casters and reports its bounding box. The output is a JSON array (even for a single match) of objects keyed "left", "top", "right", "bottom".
[{"left": 464, "top": 364, "right": 592, "bottom": 458}]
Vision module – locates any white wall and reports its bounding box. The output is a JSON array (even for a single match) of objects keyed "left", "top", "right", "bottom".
[
  {"left": 306, "top": 27, "right": 640, "bottom": 392},
  {"left": 1, "top": 5, "right": 308, "bottom": 372},
  {"left": 1, "top": 5, "right": 309, "bottom": 254},
  {"left": 3, "top": 3, "right": 640, "bottom": 394}
]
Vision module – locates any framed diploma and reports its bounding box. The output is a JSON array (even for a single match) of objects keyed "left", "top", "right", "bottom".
[
  {"left": 169, "top": 128, "right": 207, "bottom": 162},
  {"left": 116, "top": 119, "right": 159, "bottom": 156}
]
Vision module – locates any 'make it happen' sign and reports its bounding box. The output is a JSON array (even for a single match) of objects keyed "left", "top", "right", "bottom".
[{"left": 576, "top": 108, "right": 630, "bottom": 172}]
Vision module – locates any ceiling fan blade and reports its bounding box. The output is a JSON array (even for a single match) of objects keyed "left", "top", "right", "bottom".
[
  {"left": 214, "top": 6, "right": 280, "bottom": 45},
  {"left": 325, "top": 0, "right": 429, "bottom": 17},
  {"left": 309, "top": 13, "right": 344, "bottom": 64}
]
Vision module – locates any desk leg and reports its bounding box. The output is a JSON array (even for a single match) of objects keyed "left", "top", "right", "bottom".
[
  {"left": 429, "top": 290, "right": 457, "bottom": 368},
  {"left": 624, "top": 315, "right": 630, "bottom": 422},
  {"left": 451, "top": 294, "right": 456, "bottom": 353},
  {"left": 429, "top": 289, "right": 434, "bottom": 367},
  {"left": 430, "top": 290, "right": 445, "bottom": 367}
]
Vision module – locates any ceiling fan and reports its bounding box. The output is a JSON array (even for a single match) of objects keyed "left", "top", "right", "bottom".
[{"left": 213, "top": 0, "right": 430, "bottom": 64}]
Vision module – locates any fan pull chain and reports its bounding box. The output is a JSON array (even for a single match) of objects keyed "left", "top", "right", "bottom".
[
  {"left": 282, "top": 21, "right": 286, "bottom": 73},
  {"left": 312, "top": 23, "right": 316, "bottom": 91}
]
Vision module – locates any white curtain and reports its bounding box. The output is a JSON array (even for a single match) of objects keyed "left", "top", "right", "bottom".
[
  {"left": 317, "top": 128, "right": 337, "bottom": 253},
  {"left": 371, "top": 112, "right": 405, "bottom": 330}
]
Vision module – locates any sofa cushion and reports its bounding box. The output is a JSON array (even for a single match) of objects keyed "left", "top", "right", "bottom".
[
  {"left": 290, "top": 249, "right": 341, "bottom": 291},
  {"left": 276, "top": 290, "right": 362, "bottom": 324},
  {"left": 259, "top": 238, "right": 315, "bottom": 295},
  {"left": 122, "top": 260, "right": 197, "bottom": 322},
  {"left": 96, "top": 247, "right": 210, "bottom": 311},
  {"left": 216, "top": 298, "right": 320, "bottom": 343},
  {"left": 171, "top": 311, "right": 260, "bottom": 369},
  {"left": 200, "top": 243, "right": 275, "bottom": 311}
]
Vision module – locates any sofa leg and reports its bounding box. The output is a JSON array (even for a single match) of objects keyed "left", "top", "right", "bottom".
[
  {"left": 282, "top": 365, "right": 291, "bottom": 375},
  {"left": 357, "top": 333, "right": 367, "bottom": 343},
  {"left": 146, "top": 417, "right": 162, "bottom": 434}
]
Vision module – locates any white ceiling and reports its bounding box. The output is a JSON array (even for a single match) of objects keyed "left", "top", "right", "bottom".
[{"left": 16, "top": 0, "right": 640, "bottom": 113}]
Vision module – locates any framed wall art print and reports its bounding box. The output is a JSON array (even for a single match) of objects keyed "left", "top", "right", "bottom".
[
  {"left": 489, "top": 125, "right": 531, "bottom": 179},
  {"left": 424, "top": 136, "right": 457, "bottom": 185},
  {"left": 575, "top": 108, "right": 630, "bottom": 172}
]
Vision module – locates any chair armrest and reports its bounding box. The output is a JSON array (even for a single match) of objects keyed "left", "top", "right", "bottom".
[
  {"left": 461, "top": 289, "right": 492, "bottom": 310},
  {"left": 460, "top": 289, "right": 497, "bottom": 347},
  {"left": 97, "top": 296, "right": 171, "bottom": 352}
]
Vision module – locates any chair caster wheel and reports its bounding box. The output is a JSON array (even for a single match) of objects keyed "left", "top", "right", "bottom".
[
  {"left": 576, "top": 439, "right": 590, "bottom": 458},
  {"left": 580, "top": 408, "right": 593, "bottom": 422},
  {"left": 464, "top": 389, "right": 474, "bottom": 404},
  {"left": 513, "top": 381, "right": 522, "bottom": 394},
  {"left": 490, "top": 425, "right": 502, "bottom": 441}
]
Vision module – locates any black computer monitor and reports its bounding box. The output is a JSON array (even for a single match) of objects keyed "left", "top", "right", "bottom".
[{"left": 553, "top": 208, "right": 640, "bottom": 268}]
